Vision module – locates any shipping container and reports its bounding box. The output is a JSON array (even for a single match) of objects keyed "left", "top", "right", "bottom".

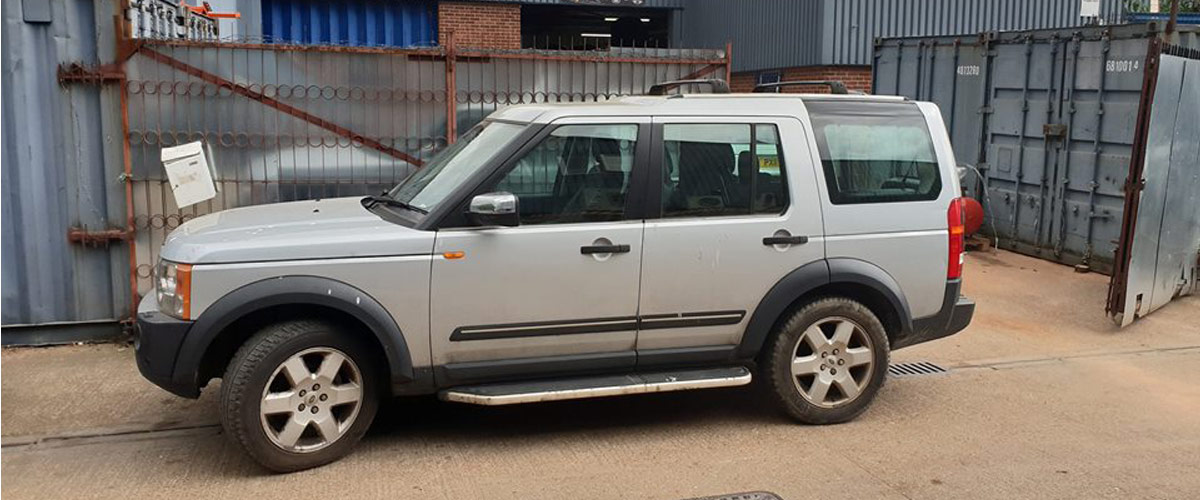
[
  {"left": 873, "top": 23, "right": 1200, "bottom": 274},
  {"left": 682, "top": 0, "right": 1126, "bottom": 72}
]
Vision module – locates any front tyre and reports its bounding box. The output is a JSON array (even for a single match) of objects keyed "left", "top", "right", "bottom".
[
  {"left": 221, "top": 320, "right": 379, "bottom": 472},
  {"left": 763, "top": 297, "right": 889, "bottom": 424}
]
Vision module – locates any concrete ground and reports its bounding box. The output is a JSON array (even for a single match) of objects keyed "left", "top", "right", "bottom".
[{"left": 3, "top": 250, "right": 1198, "bottom": 500}]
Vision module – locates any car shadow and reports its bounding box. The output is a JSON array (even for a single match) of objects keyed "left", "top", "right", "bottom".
[{"left": 367, "top": 383, "right": 785, "bottom": 443}]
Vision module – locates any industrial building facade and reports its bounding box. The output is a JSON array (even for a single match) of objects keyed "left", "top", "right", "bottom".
[{"left": 232, "top": 0, "right": 1127, "bottom": 92}]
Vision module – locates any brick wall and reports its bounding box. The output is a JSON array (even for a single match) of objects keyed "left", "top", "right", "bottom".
[
  {"left": 730, "top": 66, "right": 873, "bottom": 94},
  {"left": 438, "top": 2, "right": 521, "bottom": 50}
]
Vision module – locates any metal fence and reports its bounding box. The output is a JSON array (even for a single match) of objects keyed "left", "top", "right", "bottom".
[{"left": 118, "top": 35, "right": 728, "bottom": 296}]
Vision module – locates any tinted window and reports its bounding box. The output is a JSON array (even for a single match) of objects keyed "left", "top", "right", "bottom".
[
  {"left": 492, "top": 124, "right": 637, "bottom": 224},
  {"left": 661, "top": 123, "right": 788, "bottom": 218},
  {"left": 807, "top": 101, "right": 942, "bottom": 204}
]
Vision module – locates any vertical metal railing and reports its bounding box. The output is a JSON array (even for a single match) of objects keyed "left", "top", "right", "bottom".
[{"left": 127, "top": 0, "right": 217, "bottom": 41}]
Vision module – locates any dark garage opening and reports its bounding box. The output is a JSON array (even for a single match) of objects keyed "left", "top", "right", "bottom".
[{"left": 521, "top": 6, "right": 671, "bottom": 49}]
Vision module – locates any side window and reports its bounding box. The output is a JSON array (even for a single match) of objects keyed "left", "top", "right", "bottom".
[
  {"left": 492, "top": 124, "right": 637, "bottom": 224},
  {"left": 661, "top": 123, "right": 789, "bottom": 218},
  {"left": 807, "top": 101, "right": 943, "bottom": 204}
]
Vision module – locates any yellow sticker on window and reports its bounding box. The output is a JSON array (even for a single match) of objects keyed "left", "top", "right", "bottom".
[{"left": 758, "top": 156, "right": 780, "bottom": 174}]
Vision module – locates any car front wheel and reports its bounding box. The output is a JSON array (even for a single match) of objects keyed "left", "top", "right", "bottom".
[
  {"left": 763, "top": 297, "right": 889, "bottom": 424},
  {"left": 220, "top": 320, "right": 379, "bottom": 472}
]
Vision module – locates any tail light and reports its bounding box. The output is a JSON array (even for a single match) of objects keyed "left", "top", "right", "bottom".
[{"left": 947, "top": 197, "right": 965, "bottom": 279}]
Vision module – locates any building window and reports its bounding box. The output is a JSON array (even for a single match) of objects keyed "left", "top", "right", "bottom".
[{"left": 757, "top": 71, "right": 781, "bottom": 92}]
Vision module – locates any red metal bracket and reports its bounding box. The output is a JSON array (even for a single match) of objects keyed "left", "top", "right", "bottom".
[
  {"left": 68, "top": 227, "right": 133, "bottom": 247},
  {"left": 58, "top": 63, "right": 125, "bottom": 84}
]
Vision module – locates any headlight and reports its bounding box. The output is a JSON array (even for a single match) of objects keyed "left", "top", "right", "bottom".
[{"left": 156, "top": 260, "right": 192, "bottom": 320}]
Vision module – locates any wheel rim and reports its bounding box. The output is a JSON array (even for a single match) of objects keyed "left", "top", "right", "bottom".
[
  {"left": 259, "top": 347, "right": 363, "bottom": 453},
  {"left": 789, "top": 317, "right": 876, "bottom": 409}
]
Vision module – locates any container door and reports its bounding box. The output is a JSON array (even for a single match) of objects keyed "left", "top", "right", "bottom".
[{"left": 1110, "top": 52, "right": 1200, "bottom": 326}]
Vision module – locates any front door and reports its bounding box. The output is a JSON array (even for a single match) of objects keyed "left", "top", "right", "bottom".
[
  {"left": 430, "top": 119, "right": 650, "bottom": 384},
  {"left": 636, "top": 117, "right": 826, "bottom": 364}
]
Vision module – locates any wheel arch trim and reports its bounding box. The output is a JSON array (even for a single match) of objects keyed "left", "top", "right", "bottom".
[
  {"left": 825, "top": 257, "right": 914, "bottom": 337},
  {"left": 737, "top": 258, "right": 914, "bottom": 359},
  {"left": 171, "top": 275, "right": 415, "bottom": 391}
]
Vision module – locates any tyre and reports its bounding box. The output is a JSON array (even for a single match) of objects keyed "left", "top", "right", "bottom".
[
  {"left": 221, "top": 320, "right": 379, "bottom": 472},
  {"left": 762, "top": 297, "right": 889, "bottom": 424}
]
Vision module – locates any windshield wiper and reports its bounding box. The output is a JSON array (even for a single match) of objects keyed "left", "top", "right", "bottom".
[{"left": 362, "top": 194, "right": 428, "bottom": 214}]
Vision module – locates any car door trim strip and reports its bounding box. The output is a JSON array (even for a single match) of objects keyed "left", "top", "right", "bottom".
[{"left": 449, "top": 310, "right": 746, "bottom": 341}]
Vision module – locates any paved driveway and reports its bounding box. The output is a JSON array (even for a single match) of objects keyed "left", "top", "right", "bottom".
[{"left": 3, "top": 250, "right": 1199, "bottom": 499}]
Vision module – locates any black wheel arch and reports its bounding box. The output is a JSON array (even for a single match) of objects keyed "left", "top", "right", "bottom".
[
  {"left": 737, "top": 258, "right": 914, "bottom": 359},
  {"left": 171, "top": 275, "right": 415, "bottom": 394}
]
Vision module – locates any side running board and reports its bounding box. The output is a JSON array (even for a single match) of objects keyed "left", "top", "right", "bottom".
[{"left": 439, "top": 366, "right": 752, "bottom": 406}]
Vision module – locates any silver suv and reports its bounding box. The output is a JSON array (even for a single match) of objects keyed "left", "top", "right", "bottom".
[{"left": 136, "top": 88, "right": 975, "bottom": 471}]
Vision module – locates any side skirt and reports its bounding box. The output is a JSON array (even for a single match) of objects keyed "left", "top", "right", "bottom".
[{"left": 439, "top": 366, "right": 752, "bottom": 406}]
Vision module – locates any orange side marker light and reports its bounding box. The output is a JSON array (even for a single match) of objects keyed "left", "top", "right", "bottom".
[{"left": 443, "top": 251, "right": 465, "bottom": 260}]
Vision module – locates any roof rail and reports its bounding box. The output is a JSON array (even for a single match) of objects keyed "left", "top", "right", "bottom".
[
  {"left": 647, "top": 79, "right": 731, "bottom": 96},
  {"left": 754, "top": 80, "right": 850, "bottom": 95}
]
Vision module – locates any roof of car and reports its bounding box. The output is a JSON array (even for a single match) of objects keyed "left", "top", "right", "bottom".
[{"left": 489, "top": 93, "right": 910, "bottom": 123}]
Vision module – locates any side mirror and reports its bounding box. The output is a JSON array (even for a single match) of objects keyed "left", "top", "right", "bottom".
[{"left": 468, "top": 192, "right": 519, "bottom": 227}]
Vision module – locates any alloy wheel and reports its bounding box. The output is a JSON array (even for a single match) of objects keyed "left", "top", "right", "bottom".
[
  {"left": 259, "top": 347, "right": 363, "bottom": 453},
  {"left": 789, "top": 317, "right": 876, "bottom": 408}
]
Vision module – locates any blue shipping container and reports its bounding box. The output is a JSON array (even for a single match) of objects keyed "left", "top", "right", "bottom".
[{"left": 261, "top": 0, "right": 437, "bottom": 47}]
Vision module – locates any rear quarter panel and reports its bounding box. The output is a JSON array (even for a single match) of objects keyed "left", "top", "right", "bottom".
[{"left": 804, "top": 101, "right": 960, "bottom": 318}]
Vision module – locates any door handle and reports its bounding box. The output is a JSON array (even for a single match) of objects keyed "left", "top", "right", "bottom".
[
  {"left": 581, "top": 244, "right": 631, "bottom": 255},
  {"left": 763, "top": 235, "right": 809, "bottom": 246}
]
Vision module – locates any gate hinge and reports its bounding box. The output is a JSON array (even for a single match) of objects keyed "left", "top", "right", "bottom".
[
  {"left": 58, "top": 63, "right": 125, "bottom": 85},
  {"left": 68, "top": 227, "right": 133, "bottom": 247}
]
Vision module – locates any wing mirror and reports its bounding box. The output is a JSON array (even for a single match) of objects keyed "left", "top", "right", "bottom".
[{"left": 468, "top": 192, "right": 519, "bottom": 227}]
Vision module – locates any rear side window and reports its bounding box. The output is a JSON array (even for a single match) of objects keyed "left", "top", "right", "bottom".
[
  {"left": 807, "top": 101, "right": 942, "bottom": 205},
  {"left": 660, "top": 123, "right": 789, "bottom": 218}
]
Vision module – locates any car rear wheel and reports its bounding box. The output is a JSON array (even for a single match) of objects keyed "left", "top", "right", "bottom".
[
  {"left": 763, "top": 297, "right": 889, "bottom": 424},
  {"left": 221, "top": 320, "right": 379, "bottom": 472}
]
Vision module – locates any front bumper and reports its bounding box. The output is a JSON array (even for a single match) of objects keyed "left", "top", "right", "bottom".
[{"left": 134, "top": 295, "right": 198, "bottom": 398}]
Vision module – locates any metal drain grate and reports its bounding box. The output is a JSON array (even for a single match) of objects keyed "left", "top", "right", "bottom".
[
  {"left": 684, "top": 492, "right": 783, "bottom": 500},
  {"left": 888, "top": 361, "right": 948, "bottom": 377}
]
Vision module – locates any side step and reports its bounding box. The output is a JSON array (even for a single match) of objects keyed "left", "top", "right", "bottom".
[{"left": 439, "top": 366, "right": 752, "bottom": 406}]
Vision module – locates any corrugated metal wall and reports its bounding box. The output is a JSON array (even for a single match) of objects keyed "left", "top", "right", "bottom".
[
  {"left": 681, "top": 0, "right": 824, "bottom": 71},
  {"left": 828, "top": 0, "right": 1125, "bottom": 65},
  {"left": 682, "top": 0, "right": 1125, "bottom": 71},
  {"left": 2, "top": 0, "right": 128, "bottom": 338},
  {"left": 259, "top": 0, "right": 438, "bottom": 46}
]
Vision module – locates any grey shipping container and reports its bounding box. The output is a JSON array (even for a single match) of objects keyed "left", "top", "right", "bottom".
[{"left": 873, "top": 23, "right": 1200, "bottom": 274}]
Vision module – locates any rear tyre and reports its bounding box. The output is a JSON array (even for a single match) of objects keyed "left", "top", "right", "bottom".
[
  {"left": 221, "top": 320, "right": 379, "bottom": 472},
  {"left": 762, "top": 297, "right": 889, "bottom": 424}
]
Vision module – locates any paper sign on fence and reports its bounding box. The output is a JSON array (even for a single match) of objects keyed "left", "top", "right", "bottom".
[{"left": 160, "top": 141, "right": 217, "bottom": 208}]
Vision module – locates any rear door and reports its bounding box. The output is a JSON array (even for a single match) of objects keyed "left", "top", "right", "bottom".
[{"left": 635, "top": 116, "right": 826, "bottom": 364}]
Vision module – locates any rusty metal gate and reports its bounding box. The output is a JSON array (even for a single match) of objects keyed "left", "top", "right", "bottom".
[{"left": 107, "top": 34, "right": 728, "bottom": 303}]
